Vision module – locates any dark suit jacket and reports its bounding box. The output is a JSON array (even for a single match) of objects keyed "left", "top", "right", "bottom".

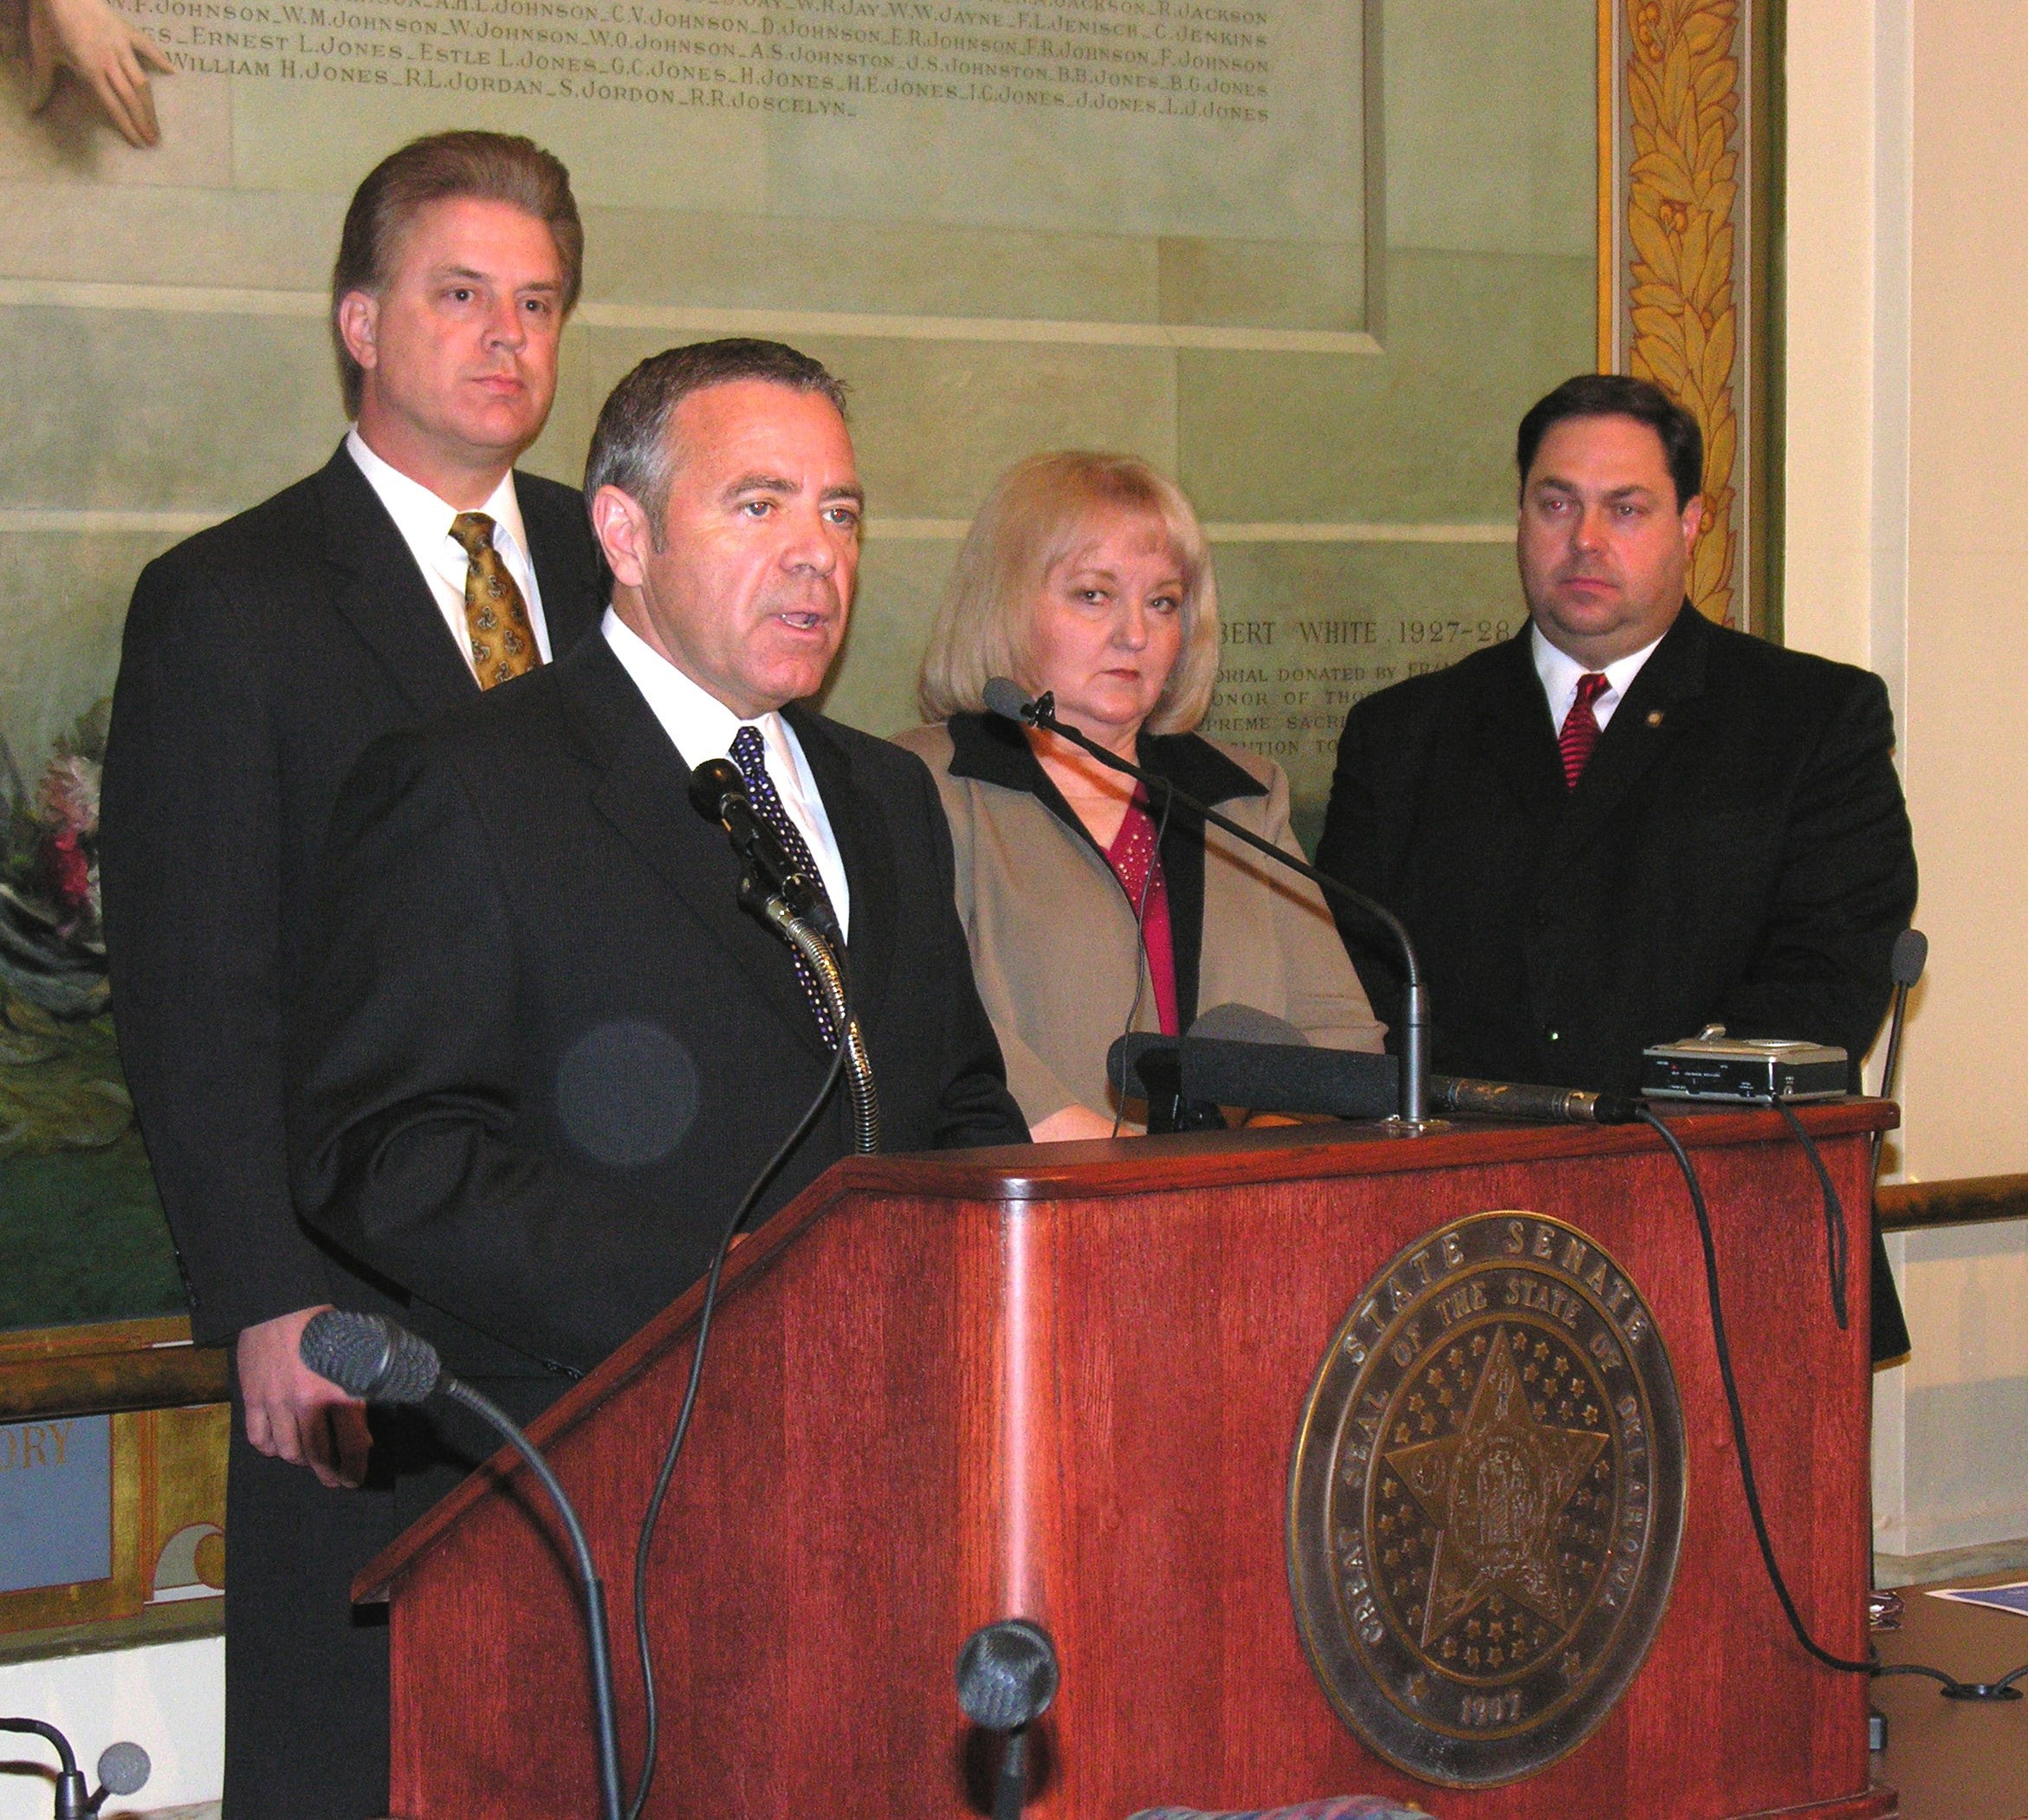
[
  {"left": 101, "top": 444, "right": 605, "bottom": 1347},
  {"left": 1314, "top": 606, "right": 1918, "bottom": 1094},
  {"left": 287, "top": 631, "right": 1027, "bottom": 1377}
]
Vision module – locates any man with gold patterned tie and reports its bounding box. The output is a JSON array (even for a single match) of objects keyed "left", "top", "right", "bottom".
[{"left": 100, "top": 132, "right": 604, "bottom": 1819}]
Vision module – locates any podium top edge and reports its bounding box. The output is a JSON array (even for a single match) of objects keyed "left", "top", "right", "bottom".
[{"left": 834, "top": 1098, "right": 1898, "bottom": 1204}]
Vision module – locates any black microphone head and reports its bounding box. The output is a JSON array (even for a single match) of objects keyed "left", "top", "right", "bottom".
[
  {"left": 1891, "top": 928, "right": 1928, "bottom": 988},
  {"left": 956, "top": 1618, "right": 1059, "bottom": 1732},
  {"left": 300, "top": 1311, "right": 441, "bottom": 1405},
  {"left": 982, "top": 677, "right": 1034, "bottom": 725},
  {"left": 688, "top": 757, "right": 748, "bottom": 824},
  {"left": 94, "top": 1742, "right": 151, "bottom": 1797}
]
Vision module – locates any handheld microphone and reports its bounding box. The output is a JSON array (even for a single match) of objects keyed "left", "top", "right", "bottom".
[
  {"left": 299, "top": 1307, "right": 440, "bottom": 1403},
  {"left": 985, "top": 678, "right": 1435, "bottom": 1124},
  {"left": 957, "top": 1618, "right": 1059, "bottom": 1820},
  {"left": 299, "top": 1313, "right": 625, "bottom": 1820},
  {"left": 686, "top": 757, "right": 843, "bottom": 949},
  {"left": 0, "top": 1720, "right": 150, "bottom": 1819}
]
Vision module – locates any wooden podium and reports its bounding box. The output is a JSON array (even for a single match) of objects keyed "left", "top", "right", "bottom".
[{"left": 357, "top": 1106, "right": 1895, "bottom": 1818}]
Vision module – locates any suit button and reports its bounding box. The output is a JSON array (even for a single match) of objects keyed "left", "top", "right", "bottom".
[{"left": 1544, "top": 1027, "right": 1561, "bottom": 1044}]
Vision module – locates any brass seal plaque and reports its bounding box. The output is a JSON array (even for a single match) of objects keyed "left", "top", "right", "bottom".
[{"left": 1288, "top": 1213, "right": 1686, "bottom": 1785}]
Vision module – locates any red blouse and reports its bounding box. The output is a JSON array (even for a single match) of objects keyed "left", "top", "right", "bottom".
[{"left": 1104, "top": 792, "right": 1178, "bottom": 1037}]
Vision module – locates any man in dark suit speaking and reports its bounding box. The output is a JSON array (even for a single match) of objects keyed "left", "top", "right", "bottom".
[
  {"left": 100, "top": 133, "right": 606, "bottom": 1815},
  {"left": 1316, "top": 372, "right": 1918, "bottom": 1352},
  {"left": 288, "top": 339, "right": 1027, "bottom": 1380}
]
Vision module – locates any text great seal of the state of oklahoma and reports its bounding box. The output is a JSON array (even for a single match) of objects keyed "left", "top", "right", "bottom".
[{"left": 1287, "top": 1212, "right": 1686, "bottom": 1786}]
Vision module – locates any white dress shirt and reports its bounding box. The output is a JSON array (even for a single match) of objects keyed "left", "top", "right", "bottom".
[
  {"left": 346, "top": 428, "right": 553, "bottom": 678},
  {"left": 602, "top": 607, "right": 852, "bottom": 937},
  {"left": 1530, "top": 621, "right": 1667, "bottom": 735}
]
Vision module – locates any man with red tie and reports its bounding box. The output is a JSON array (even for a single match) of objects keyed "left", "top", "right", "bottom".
[{"left": 1316, "top": 372, "right": 1917, "bottom": 1104}]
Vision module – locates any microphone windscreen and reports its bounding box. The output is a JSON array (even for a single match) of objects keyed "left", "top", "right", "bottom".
[
  {"left": 1180, "top": 1038, "right": 1398, "bottom": 1118},
  {"left": 982, "top": 677, "right": 1032, "bottom": 724},
  {"left": 95, "top": 1742, "right": 151, "bottom": 1797},
  {"left": 687, "top": 757, "right": 747, "bottom": 823},
  {"left": 1105, "top": 1033, "right": 1178, "bottom": 1098},
  {"left": 1891, "top": 927, "right": 1928, "bottom": 988},
  {"left": 301, "top": 1311, "right": 442, "bottom": 1405},
  {"left": 1189, "top": 1001, "right": 1309, "bottom": 1047},
  {"left": 956, "top": 1619, "right": 1059, "bottom": 1731}
]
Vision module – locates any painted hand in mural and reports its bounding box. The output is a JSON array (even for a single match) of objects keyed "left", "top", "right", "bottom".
[
  {"left": 236, "top": 1304, "right": 372, "bottom": 1491},
  {"left": 25, "top": 0, "right": 175, "bottom": 148}
]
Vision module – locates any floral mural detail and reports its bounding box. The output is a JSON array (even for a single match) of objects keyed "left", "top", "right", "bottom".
[
  {"left": 1623, "top": 0, "right": 1740, "bottom": 629},
  {"left": 1, "top": 703, "right": 133, "bottom": 1158}
]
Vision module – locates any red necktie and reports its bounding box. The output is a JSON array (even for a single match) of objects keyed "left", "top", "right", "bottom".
[{"left": 1558, "top": 671, "right": 1611, "bottom": 787}]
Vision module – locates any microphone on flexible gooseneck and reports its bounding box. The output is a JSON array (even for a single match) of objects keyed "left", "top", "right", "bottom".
[
  {"left": 983, "top": 678, "right": 1436, "bottom": 1125},
  {"left": 687, "top": 757, "right": 844, "bottom": 949},
  {"left": 0, "top": 1718, "right": 152, "bottom": 1818},
  {"left": 299, "top": 1312, "right": 625, "bottom": 1820}
]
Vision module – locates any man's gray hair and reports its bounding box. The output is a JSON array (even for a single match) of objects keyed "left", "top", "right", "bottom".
[{"left": 584, "top": 339, "right": 850, "bottom": 542}]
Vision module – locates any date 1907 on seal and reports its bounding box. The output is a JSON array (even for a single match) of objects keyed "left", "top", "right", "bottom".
[{"left": 1288, "top": 1212, "right": 1686, "bottom": 1786}]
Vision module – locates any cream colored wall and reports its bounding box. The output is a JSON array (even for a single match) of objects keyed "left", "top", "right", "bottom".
[
  {"left": 0, "top": 1637, "right": 222, "bottom": 1817},
  {"left": 1787, "top": 0, "right": 2028, "bottom": 1558}
]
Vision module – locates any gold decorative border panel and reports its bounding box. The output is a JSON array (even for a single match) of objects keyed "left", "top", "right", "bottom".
[{"left": 1599, "top": 0, "right": 1769, "bottom": 636}]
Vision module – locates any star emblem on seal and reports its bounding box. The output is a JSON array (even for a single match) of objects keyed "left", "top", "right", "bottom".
[{"left": 1384, "top": 1326, "right": 1609, "bottom": 1646}]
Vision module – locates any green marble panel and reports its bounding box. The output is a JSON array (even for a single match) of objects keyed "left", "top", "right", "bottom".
[
  {"left": 0, "top": 309, "right": 345, "bottom": 511},
  {"left": 1176, "top": 246, "right": 1594, "bottom": 523},
  {"left": 819, "top": 533, "right": 956, "bottom": 739},
  {"left": 0, "top": 530, "right": 180, "bottom": 760}
]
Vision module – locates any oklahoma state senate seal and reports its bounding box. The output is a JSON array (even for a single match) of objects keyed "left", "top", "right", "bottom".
[{"left": 1287, "top": 1213, "right": 1685, "bottom": 1785}]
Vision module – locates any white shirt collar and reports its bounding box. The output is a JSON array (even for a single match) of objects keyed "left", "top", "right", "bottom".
[
  {"left": 345, "top": 425, "right": 530, "bottom": 567},
  {"left": 599, "top": 606, "right": 851, "bottom": 934},
  {"left": 603, "top": 606, "right": 781, "bottom": 773},
  {"left": 1530, "top": 620, "right": 1668, "bottom": 735}
]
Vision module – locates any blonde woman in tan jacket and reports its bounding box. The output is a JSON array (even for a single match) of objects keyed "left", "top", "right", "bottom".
[{"left": 894, "top": 451, "right": 1384, "bottom": 1141}]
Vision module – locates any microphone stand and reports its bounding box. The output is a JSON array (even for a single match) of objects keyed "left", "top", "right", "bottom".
[
  {"left": 737, "top": 869, "right": 880, "bottom": 1154},
  {"left": 1007, "top": 689, "right": 1436, "bottom": 1128},
  {"left": 690, "top": 757, "right": 879, "bottom": 1154}
]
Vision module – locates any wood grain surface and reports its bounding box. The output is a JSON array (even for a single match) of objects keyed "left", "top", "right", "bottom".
[{"left": 362, "top": 1108, "right": 1896, "bottom": 1820}]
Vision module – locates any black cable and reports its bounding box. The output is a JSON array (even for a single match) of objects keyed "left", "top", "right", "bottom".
[
  {"left": 1769, "top": 1097, "right": 1849, "bottom": 1330},
  {"left": 625, "top": 1040, "right": 851, "bottom": 1820},
  {"left": 436, "top": 1381, "right": 625, "bottom": 1820},
  {"left": 1687, "top": 1109, "right": 2028, "bottom": 1707},
  {"left": 1109, "top": 779, "right": 1176, "bottom": 1139},
  {"left": 1636, "top": 1106, "right": 1875, "bottom": 1674},
  {"left": 1874, "top": 1657, "right": 2028, "bottom": 1700}
]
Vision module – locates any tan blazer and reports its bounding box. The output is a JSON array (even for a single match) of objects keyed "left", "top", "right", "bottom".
[{"left": 894, "top": 714, "right": 1386, "bottom": 1125}]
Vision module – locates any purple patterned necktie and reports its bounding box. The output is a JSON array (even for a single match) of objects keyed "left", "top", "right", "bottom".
[{"left": 729, "top": 724, "right": 839, "bottom": 1046}]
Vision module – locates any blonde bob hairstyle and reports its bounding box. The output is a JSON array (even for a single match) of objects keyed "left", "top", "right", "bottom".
[{"left": 917, "top": 451, "right": 1220, "bottom": 735}]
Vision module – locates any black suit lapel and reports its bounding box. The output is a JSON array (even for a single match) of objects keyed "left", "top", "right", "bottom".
[
  {"left": 520, "top": 474, "right": 602, "bottom": 656},
  {"left": 784, "top": 706, "right": 895, "bottom": 1028},
  {"left": 313, "top": 444, "right": 476, "bottom": 721},
  {"left": 1550, "top": 606, "right": 1712, "bottom": 861},
  {"left": 562, "top": 640, "right": 837, "bottom": 1061},
  {"left": 1469, "top": 630, "right": 1566, "bottom": 823}
]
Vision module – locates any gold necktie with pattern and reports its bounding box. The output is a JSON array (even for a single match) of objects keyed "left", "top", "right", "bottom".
[{"left": 449, "top": 511, "right": 541, "bottom": 689}]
